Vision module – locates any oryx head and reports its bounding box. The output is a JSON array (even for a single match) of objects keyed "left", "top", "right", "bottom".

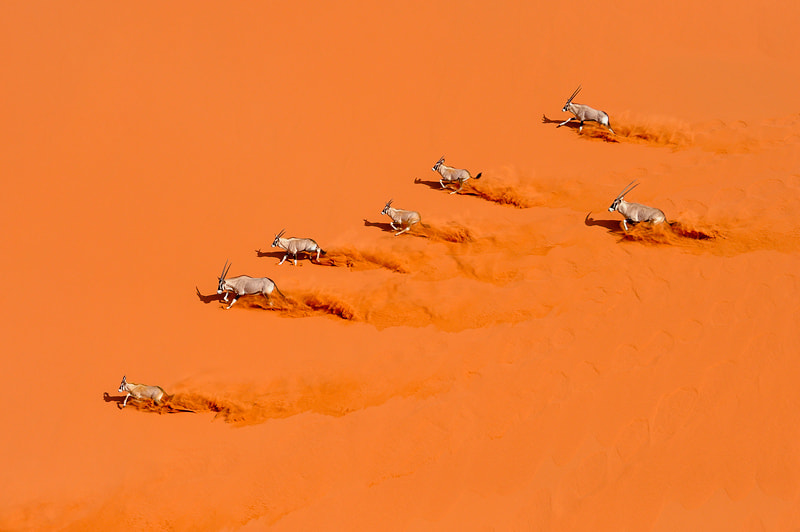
[
  {"left": 609, "top": 181, "right": 638, "bottom": 212},
  {"left": 118, "top": 375, "right": 127, "bottom": 393},
  {"left": 562, "top": 85, "right": 582, "bottom": 112},
  {"left": 381, "top": 199, "right": 393, "bottom": 216},
  {"left": 272, "top": 229, "right": 286, "bottom": 248},
  {"left": 217, "top": 260, "right": 232, "bottom": 294},
  {"left": 432, "top": 156, "right": 445, "bottom": 172}
]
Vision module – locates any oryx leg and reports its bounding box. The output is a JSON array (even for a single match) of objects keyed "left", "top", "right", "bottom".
[
  {"left": 315, "top": 249, "right": 321, "bottom": 262},
  {"left": 578, "top": 121, "right": 584, "bottom": 134},
  {"left": 226, "top": 296, "right": 239, "bottom": 309},
  {"left": 439, "top": 179, "right": 447, "bottom": 189},
  {"left": 293, "top": 252, "right": 298, "bottom": 266},
  {"left": 278, "top": 254, "right": 289, "bottom": 265},
  {"left": 390, "top": 222, "right": 398, "bottom": 230},
  {"left": 122, "top": 393, "right": 131, "bottom": 407},
  {"left": 450, "top": 181, "right": 463, "bottom": 195},
  {"left": 394, "top": 224, "right": 412, "bottom": 236},
  {"left": 557, "top": 117, "right": 575, "bottom": 128}
]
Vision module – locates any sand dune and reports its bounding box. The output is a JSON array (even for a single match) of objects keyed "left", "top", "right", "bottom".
[{"left": 2, "top": 0, "right": 800, "bottom": 530}]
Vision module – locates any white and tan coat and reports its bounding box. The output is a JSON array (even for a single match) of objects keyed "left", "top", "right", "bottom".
[
  {"left": 216, "top": 261, "right": 284, "bottom": 309},
  {"left": 608, "top": 181, "right": 666, "bottom": 231},
  {"left": 558, "top": 85, "right": 615, "bottom": 134},
  {"left": 271, "top": 229, "right": 324, "bottom": 265},
  {"left": 431, "top": 156, "right": 482, "bottom": 194},
  {"left": 381, "top": 200, "right": 421, "bottom": 236},
  {"left": 118, "top": 375, "right": 167, "bottom": 407}
]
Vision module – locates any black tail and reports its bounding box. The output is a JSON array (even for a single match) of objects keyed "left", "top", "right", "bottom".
[{"left": 474, "top": 172, "right": 482, "bottom": 179}]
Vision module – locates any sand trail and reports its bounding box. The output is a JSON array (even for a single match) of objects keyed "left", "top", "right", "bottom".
[{"left": 3, "top": 0, "right": 800, "bottom": 530}]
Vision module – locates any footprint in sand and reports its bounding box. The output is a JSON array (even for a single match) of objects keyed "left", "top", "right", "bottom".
[
  {"left": 572, "top": 451, "right": 609, "bottom": 498},
  {"left": 652, "top": 387, "right": 699, "bottom": 443},
  {"left": 615, "top": 418, "right": 650, "bottom": 463}
]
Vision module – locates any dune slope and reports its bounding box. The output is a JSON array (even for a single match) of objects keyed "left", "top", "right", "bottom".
[{"left": 1, "top": 1, "right": 800, "bottom": 530}]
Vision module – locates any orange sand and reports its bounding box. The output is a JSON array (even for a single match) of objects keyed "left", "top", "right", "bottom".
[{"left": 2, "top": 1, "right": 800, "bottom": 530}]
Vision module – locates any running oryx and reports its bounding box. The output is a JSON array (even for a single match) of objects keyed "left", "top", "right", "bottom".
[
  {"left": 271, "top": 229, "right": 324, "bottom": 265},
  {"left": 380, "top": 199, "right": 421, "bottom": 236},
  {"left": 608, "top": 181, "right": 666, "bottom": 231},
  {"left": 216, "top": 260, "right": 285, "bottom": 309},
  {"left": 558, "top": 85, "right": 615, "bottom": 134},
  {"left": 431, "top": 156, "right": 482, "bottom": 195},
  {"left": 118, "top": 375, "right": 167, "bottom": 408}
]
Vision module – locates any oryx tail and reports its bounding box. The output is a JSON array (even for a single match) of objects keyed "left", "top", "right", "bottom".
[
  {"left": 216, "top": 260, "right": 285, "bottom": 309},
  {"left": 558, "top": 84, "right": 615, "bottom": 134},
  {"left": 608, "top": 181, "right": 666, "bottom": 231},
  {"left": 118, "top": 375, "right": 168, "bottom": 408},
  {"left": 271, "top": 229, "right": 325, "bottom": 265},
  {"left": 431, "top": 156, "right": 482, "bottom": 195}
]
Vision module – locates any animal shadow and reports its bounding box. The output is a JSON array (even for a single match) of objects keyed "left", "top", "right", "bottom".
[
  {"left": 585, "top": 212, "right": 622, "bottom": 232},
  {"left": 363, "top": 218, "right": 395, "bottom": 233},
  {"left": 414, "top": 177, "right": 474, "bottom": 197},
  {"left": 103, "top": 392, "right": 127, "bottom": 409},
  {"left": 543, "top": 114, "right": 618, "bottom": 142},
  {"left": 195, "top": 286, "right": 222, "bottom": 304},
  {"left": 413, "top": 178, "right": 444, "bottom": 191},
  {"left": 542, "top": 114, "right": 571, "bottom": 127},
  {"left": 255, "top": 248, "right": 286, "bottom": 260}
]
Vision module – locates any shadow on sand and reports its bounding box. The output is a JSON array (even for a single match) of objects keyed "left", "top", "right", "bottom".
[
  {"left": 584, "top": 212, "right": 623, "bottom": 232},
  {"left": 195, "top": 287, "right": 223, "bottom": 304}
]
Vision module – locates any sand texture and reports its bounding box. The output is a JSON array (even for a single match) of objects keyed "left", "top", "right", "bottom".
[{"left": 2, "top": 1, "right": 800, "bottom": 530}]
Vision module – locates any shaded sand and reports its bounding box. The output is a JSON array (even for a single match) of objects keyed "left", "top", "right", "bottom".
[{"left": 2, "top": 1, "right": 800, "bottom": 530}]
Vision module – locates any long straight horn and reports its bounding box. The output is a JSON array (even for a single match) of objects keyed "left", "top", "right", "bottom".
[
  {"left": 278, "top": 229, "right": 286, "bottom": 237},
  {"left": 617, "top": 181, "right": 639, "bottom": 199},
  {"left": 220, "top": 260, "right": 231, "bottom": 280},
  {"left": 437, "top": 155, "right": 445, "bottom": 164},
  {"left": 566, "top": 84, "right": 582, "bottom": 105}
]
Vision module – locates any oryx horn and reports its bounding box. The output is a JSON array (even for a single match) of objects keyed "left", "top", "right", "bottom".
[
  {"left": 220, "top": 260, "right": 231, "bottom": 280},
  {"left": 566, "top": 84, "right": 582, "bottom": 105},
  {"left": 616, "top": 180, "right": 639, "bottom": 199}
]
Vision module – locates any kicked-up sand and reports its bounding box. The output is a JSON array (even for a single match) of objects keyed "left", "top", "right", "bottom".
[{"left": 2, "top": 1, "right": 800, "bottom": 530}]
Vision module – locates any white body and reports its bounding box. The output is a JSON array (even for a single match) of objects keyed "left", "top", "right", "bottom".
[
  {"left": 432, "top": 156, "right": 482, "bottom": 195},
  {"left": 558, "top": 86, "right": 615, "bottom": 134},
  {"left": 560, "top": 102, "right": 614, "bottom": 134},
  {"left": 272, "top": 232, "right": 323, "bottom": 265},
  {"left": 118, "top": 375, "right": 166, "bottom": 407},
  {"left": 610, "top": 200, "right": 666, "bottom": 231},
  {"left": 381, "top": 201, "right": 421, "bottom": 236},
  {"left": 218, "top": 274, "right": 282, "bottom": 309},
  {"left": 608, "top": 182, "right": 665, "bottom": 231}
]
